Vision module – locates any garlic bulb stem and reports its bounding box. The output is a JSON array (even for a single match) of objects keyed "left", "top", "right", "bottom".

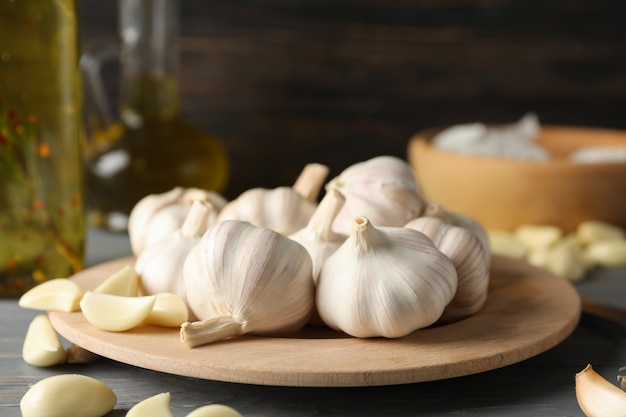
[
  {"left": 292, "top": 163, "right": 330, "bottom": 202},
  {"left": 576, "top": 364, "right": 626, "bottom": 417},
  {"left": 304, "top": 187, "right": 345, "bottom": 242},
  {"left": 180, "top": 316, "right": 245, "bottom": 348},
  {"left": 351, "top": 216, "right": 386, "bottom": 254},
  {"left": 180, "top": 200, "right": 212, "bottom": 238}
]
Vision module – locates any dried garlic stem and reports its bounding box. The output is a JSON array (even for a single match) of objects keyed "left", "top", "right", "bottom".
[
  {"left": 180, "top": 316, "right": 245, "bottom": 348},
  {"left": 292, "top": 163, "right": 330, "bottom": 202}
]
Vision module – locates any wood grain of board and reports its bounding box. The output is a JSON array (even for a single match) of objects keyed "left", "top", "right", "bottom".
[{"left": 49, "top": 255, "right": 581, "bottom": 387}]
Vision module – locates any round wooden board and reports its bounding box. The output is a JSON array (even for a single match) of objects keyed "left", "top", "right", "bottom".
[{"left": 49, "top": 255, "right": 581, "bottom": 387}]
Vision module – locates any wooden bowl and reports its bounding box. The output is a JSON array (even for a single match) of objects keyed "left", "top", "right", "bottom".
[{"left": 407, "top": 125, "right": 626, "bottom": 233}]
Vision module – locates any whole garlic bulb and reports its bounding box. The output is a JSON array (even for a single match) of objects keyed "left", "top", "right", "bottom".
[
  {"left": 404, "top": 216, "right": 490, "bottom": 323},
  {"left": 181, "top": 220, "right": 315, "bottom": 347},
  {"left": 327, "top": 156, "right": 426, "bottom": 235},
  {"left": 422, "top": 202, "right": 491, "bottom": 257},
  {"left": 217, "top": 163, "right": 329, "bottom": 235},
  {"left": 316, "top": 216, "right": 458, "bottom": 338},
  {"left": 289, "top": 187, "right": 347, "bottom": 281},
  {"left": 135, "top": 200, "right": 213, "bottom": 310},
  {"left": 128, "top": 187, "right": 227, "bottom": 256}
]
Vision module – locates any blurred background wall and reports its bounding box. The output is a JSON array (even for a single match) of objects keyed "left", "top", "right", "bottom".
[{"left": 79, "top": 0, "right": 626, "bottom": 199}]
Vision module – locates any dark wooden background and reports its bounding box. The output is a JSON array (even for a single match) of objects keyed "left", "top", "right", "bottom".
[{"left": 79, "top": 0, "right": 626, "bottom": 200}]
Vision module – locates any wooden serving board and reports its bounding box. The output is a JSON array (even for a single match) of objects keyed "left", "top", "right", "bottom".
[{"left": 49, "top": 255, "right": 581, "bottom": 387}]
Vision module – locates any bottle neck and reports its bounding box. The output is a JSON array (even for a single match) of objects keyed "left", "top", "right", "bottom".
[{"left": 118, "top": 0, "right": 180, "bottom": 126}]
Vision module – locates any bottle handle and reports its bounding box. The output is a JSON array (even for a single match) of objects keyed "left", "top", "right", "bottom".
[{"left": 80, "top": 39, "right": 120, "bottom": 146}]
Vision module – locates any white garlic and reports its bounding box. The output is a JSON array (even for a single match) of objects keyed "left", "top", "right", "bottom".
[
  {"left": 576, "top": 364, "right": 626, "bottom": 417},
  {"left": 18, "top": 278, "right": 84, "bottom": 313},
  {"left": 422, "top": 202, "right": 491, "bottom": 257},
  {"left": 217, "top": 163, "right": 329, "bottom": 235},
  {"left": 404, "top": 216, "right": 489, "bottom": 323},
  {"left": 135, "top": 200, "right": 213, "bottom": 309},
  {"left": 22, "top": 314, "right": 67, "bottom": 367},
  {"left": 327, "top": 156, "right": 426, "bottom": 235},
  {"left": 20, "top": 374, "right": 117, "bottom": 417},
  {"left": 289, "top": 187, "right": 347, "bottom": 281},
  {"left": 93, "top": 265, "right": 139, "bottom": 296},
  {"left": 80, "top": 291, "right": 156, "bottom": 332},
  {"left": 143, "top": 293, "right": 189, "bottom": 327},
  {"left": 128, "top": 187, "right": 227, "bottom": 256},
  {"left": 126, "top": 392, "right": 173, "bottom": 417},
  {"left": 181, "top": 220, "right": 315, "bottom": 347},
  {"left": 316, "top": 216, "right": 457, "bottom": 338},
  {"left": 185, "top": 404, "right": 244, "bottom": 417}
]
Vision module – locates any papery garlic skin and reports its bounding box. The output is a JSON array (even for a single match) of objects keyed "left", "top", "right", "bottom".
[
  {"left": 327, "top": 156, "right": 426, "bottom": 236},
  {"left": 405, "top": 217, "right": 489, "bottom": 323},
  {"left": 217, "top": 163, "right": 328, "bottom": 235},
  {"left": 576, "top": 364, "right": 626, "bottom": 417},
  {"left": 182, "top": 220, "right": 315, "bottom": 346},
  {"left": 289, "top": 188, "right": 347, "bottom": 281},
  {"left": 316, "top": 217, "right": 457, "bottom": 338},
  {"left": 128, "top": 187, "right": 227, "bottom": 256},
  {"left": 135, "top": 200, "right": 213, "bottom": 309}
]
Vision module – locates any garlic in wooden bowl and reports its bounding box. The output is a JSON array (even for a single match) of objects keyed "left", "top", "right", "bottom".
[{"left": 407, "top": 118, "right": 626, "bottom": 233}]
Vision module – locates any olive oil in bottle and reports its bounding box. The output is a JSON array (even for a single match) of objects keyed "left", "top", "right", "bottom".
[{"left": 84, "top": 0, "right": 229, "bottom": 231}]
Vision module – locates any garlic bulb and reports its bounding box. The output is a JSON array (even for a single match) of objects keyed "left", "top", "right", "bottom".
[
  {"left": 327, "top": 156, "right": 426, "bottom": 235},
  {"left": 128, "top": 187, "right": 227, "bottom": 256},
  {"left": 181, "top": 219, "right": 315, "bottom": 347},
  {"left": 316, "top": 216, "right": 457, "bottom": 338},
  {"left": 404, "top": 216, "right": 489, "bottom": 323},
  {"left": 422, "top": 202, "right": 491, "bottom": 257},
  {"left": 135, "top": 200, "right": 213, "bottom": 309},
  {"left": 217, "top": 163, "right": 329, "bottom": 235},
  {"left": 289, "top": 187, "right": 347, "bottom": 281}
]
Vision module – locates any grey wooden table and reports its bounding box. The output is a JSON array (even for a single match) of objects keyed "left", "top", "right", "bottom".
[{"left": 2, "top": 228, "right": 626, "bottom": 416}]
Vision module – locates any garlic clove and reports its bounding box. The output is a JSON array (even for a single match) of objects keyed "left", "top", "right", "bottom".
[
  {"left": 20, "top": 374, "right": 117, "bottom": 417},
  {"left": 576, "top": 364, "right": 626, "bottom": 417},
  {"left": 577, "top": 220, "right": 625, "bottom": 245},
  {"left": 514, "top": 224, "right": 563, "bottom": 252},
  {"left": 185, "top": 404, "right": 244, "bottom": 417},
  {"left": 126, "top": 392, "right": 173, "bottom": 417},
  {"left": 487, "top": 230, "right": 527, "bottom": 259},
  {"left": 80, "top": 291, "right": 156, "bottom": 332},
  {"left": 328, "top": 156, "right": 426, "bottom": 235},
  {"left": 18, "top": 278, "right": 84, "bottom": 312},
  {"left": 93, "top": 265, "right": 139, "bottom": 296},
  {"left": 584, "top": 238, "right": 626, "bottom": 269},
  {"left": 22, "top": 314, "right": 66, "bottom": 367},
  {"left": 143, "top": 293, "right": 189, "bottom": 327}
]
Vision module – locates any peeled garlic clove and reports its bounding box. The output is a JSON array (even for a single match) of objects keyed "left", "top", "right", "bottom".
[
  {"left": 217, "top": 163, "right": 329, "bottom": 235},
  {"left": 584, "top": 239, "right": 626, "bottom": 268},
  {"left": 578, "top": 220, "right": 625, "bottom": 245},
  {"left": 143, "top": 293, "right": 189, "bottom": 327},
  {"left": 80, "top": 291, "right": 156, "bottom": 332},
  {"left": 20, "top": 374, "right": 117, "bottom": 417},
  {"left": 316, "top": 216, "right": 457, "bottom": 338},
  {"left": 22, "top": 314, "right": 66, "bottom": 367},
  {"left": 487, "top": 230, "right": 527, "bottom": 259},
  {"left": 186, "top": 404, "right": 244, "bottom": 417},
  {"left": 328, "top": 156, "right": 426, "bottom": 235},
  {"left": 18, "top": 278, "right": 84, "bottom": 312},
  {"left": 576, "top": 364, "right": 626, "bottom": 417},
  {"left": 126, "top": 392, "right": 173, "bottom": 417},
  {"left": 405, "top": 216, "right": 489, "bottom": 323},
  {"left": 93, "top": 265, "right": 139, "bottom": 296},
  {"left": 514, "top": 224, "right": 563, "bottom": 251},
  {"left": 182, "top": 219, "right": 315, "bottom": 347}
]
